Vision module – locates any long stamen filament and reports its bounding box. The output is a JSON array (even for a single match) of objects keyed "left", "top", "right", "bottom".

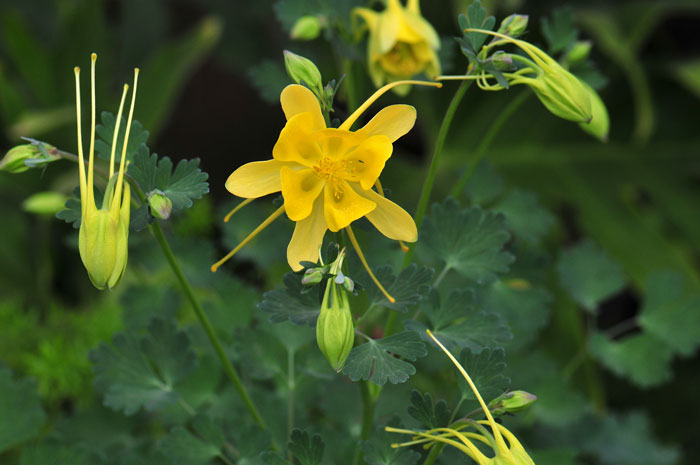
[
  {"left": 112, "top": 68, "right": 139, "bottom": 215},
  {"left": 87, "top": 53, "right": 97, "bottom": 210},
  {"left": 224, "top": 198, "right": 255, "bottom": 222},
  {"left": 385, "top": 427, "right": 486, "bottom": 463},
  {"left": 339, "top": 80, "right": 442, "bottom": 131},
  {"left": 345, "top": 225, "right": 395, "bottom": 303},
  {"left": 211, "top": 205, "right": 286, "bottom": 272},
  {"left": 109, "top": 84, "right": 130, "bottom": 179},
  {"left": 73, "top": 67, "right": 87, "bottom": 215}
]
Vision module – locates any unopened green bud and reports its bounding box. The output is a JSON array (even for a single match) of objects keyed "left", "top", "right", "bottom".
[
  {"left": 316, "top": 277, "right": 354, "bottom": 372},
  {"left": 491, "top": 52, "right": 513, "bottom": 70},
  {"left": 497, "top": 14, "right": 528, "bottom": 37},
  {"left": 578, "top": 81, "right": 609, "bottom": 142},
  {"left": 284, "top": 50, "right": 323, "bottom": 94},
  {"left": 290, "top": 16, "right": 322, "bottom": 41},
  {"left": 22, "top": 191, "right": 68, "bottom": 215},
  {"left": 488, "top": 390, "right": 537, "bottom": 416},
  {"left": 530, "top": 62, "right": 592, "bottom": 123},
  {"left": 564, "top": 41, "right": 592, "bottom": 65},
  {"left": 147, "top": 189, "right": 172, "bottom": 220},
  {"left": 0, "top": 144, "right": 40, "bottom": 173},
  {"left": 342, "top": 276, "right": 355, "bottom": 293},
  {"left": 302, "top": 265, "right": 327, "bottom": 285}
]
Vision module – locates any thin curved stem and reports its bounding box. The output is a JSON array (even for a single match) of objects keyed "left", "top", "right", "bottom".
[
  {"left": 449, "top": 90, "right": 529, "bottom": 198},
  {"left": 352, "top": 381, "right": 377, "bottom": 465}
]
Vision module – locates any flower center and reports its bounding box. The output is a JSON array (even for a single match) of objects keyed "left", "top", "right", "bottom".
[
  {"left": 313, "top": 156, "right": 355, "bottom": 200},
  {"left": 381, "top": 42, "right": 423, "bottom": 76}
]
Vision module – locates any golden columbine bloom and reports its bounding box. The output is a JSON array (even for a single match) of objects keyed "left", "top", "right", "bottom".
[
  {"left": 354, "top": 0, "right": 441, "bottom": 95},
  {"left": 74, "top": 54, "right": 139, "bottom": 290},
  {"left": 212, "top": 79, "right": 441, "bottom": 302},
  {"left": 387, "top": 330, "right": 536, "bottom": 465}
]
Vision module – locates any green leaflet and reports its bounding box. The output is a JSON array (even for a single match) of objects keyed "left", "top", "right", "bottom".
[
  {"left": 456, "top": 347, "right": 510, "bottom": 403},
  {"left": 94, "top": 111, "right": 149, "bottom": 164},
  {"left": 0, "top": 366, "right": 46, "bottom": 453},
  {"left": 407, "top": 390, "right": 451, "bottom": 429},
  {"left": 342, "top": 332, "right": 427, "bottom": 385}
]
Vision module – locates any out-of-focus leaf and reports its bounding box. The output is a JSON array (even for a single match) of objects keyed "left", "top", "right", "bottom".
[
  {"left": 342, "top": 332, "right": 427, "bottom": 385},
  {"left": 557, "top": 239, "right": 626, "bottom": 312},
  {"left": 588, "top": 332, "right": 673, "bottom": 388},
  {"left": 464, "top": 160, "right": 504, "bottom": 206},
  {"left": 361, "top": 426, "right": 421, "bottom": 465},
  {"left": 494, "top": 189, "right": 556, "bottom": 245},
  {"left": 421, "top": 199, "right": 514, "bottom": 284},
  {"left": 456, "top": 347, "right": 510, "bottom": 403},
  {"left": 0, "top": 366, "right": 46, "bottom": 453},
  {"left": 91, "top": 318, "right": 197, "bottom": 415},
  {"left": 529, "top": 448, "right": 582, "bottom": 465},
  {"left": 18, "top": 438, "right": 97, "bottom": 465},
  {"left": 137, "top": 17, "right": 222, "bottom": 137},
  {"left": 288, "top": 429, "right": 324, "bottom": 465},
  {"left": 674, "top": 58, "right": 700, "bottom": 99},
  {"left": 260, "top": 272, "right": 321, "bottom": 326},
  {"left": 249, "top": 59, "right": 290, "bottom": 104},
  {"left": 541, "top": 7, "right": 578, "bottom": 54},
  {"left": 159, "top": 425, "right": 221, "bottom": 465}
]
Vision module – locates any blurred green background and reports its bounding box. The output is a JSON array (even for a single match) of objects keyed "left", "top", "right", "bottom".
[{"left": 1, "top": 0, "right": 699, "bottom": 464}]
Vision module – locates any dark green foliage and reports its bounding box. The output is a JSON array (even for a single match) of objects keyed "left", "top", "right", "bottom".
[
  {"left": 494, "top": 189, "right": 556, "bottom": 245},
  {"left": 541, "top": 7, "right": 578, "bottom": 54},
  {"left": 363, "top": 264, "right": 434, "bottom": 313},
  {"left": 407, "top": 390, "right": 451, "bottom": 429},
  {"left": 259, "top": 272, "right": 322, "bottom": 325},
  {"left": 288, "top": 429, "right": 324, "bottom": 465},
  {"left": 459, "top": 0, "right": 496, "bottom": 52},
  {"left": 361, "top": 426, "right": 421, "bottom": 465},
  {"left": 95, "top": 112, "right": 150, "bottom": 164},
  {"left": 342, "top": 332, "right": 427, "bottom": 385},
  {"left": 91, "top": 318, "right": 197, "bottom": 415},
  {"left": 0, "top": 366, "right": 45, "bottom": 453},
  {"left": 455, "top": 347, "right": 510, "bottom": 403},
  {"left": 56, "top": 186, "right": 103, "bottom": 229},
  {"left": 420, "top": 199, "right": 514, "bottom": 284},
  {"left": 129, "top": 145, "right": 210, "bottom": 212}
]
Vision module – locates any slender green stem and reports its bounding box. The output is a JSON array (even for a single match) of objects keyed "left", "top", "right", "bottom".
[
  {"left": 287, "top": 349, "right": 296, "bottom": 460},
  {"left": 352, "top": 381, "right": 376, "bottom": 465},
  {"left": 449, "top": 90, "right": 529, "bottom": 198},
  {"left": 150, "top": 220, "right": 268, "bottom": 430},
  {"left": 421, "top": 443, "right": 446, "bottom": 465}
]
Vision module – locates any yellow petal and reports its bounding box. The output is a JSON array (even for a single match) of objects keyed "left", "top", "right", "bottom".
[
  {"left": 273, "top": 112, "right": 323, "bottom": 167},
  {"left": 403, "top": 12, "right": 440, "bottom": 49},
  {"left": 353, "top": 7, "right": 378, "bottom": 30},
  {"left": 351, "top": 184, "right": 417, "bottom": 242},
  {"left": 344, "top": 135, "right": 392, "bottom": 190},
  {"left": 280, "top": 84, "right": 326, "bottom": 131},
  {"left": 287, "top": 195, "right": 327, "bottom": 271},
  {"left": 280, "top": 167, "right": 325, "bottom": 221},
  {"left": 315, "top": 128, "right": 364, "bottom": 160},
  {"left": 356, "top": 105, "right": 416, "bottom": 142},
  {"left": 323, "top": 180, "right": 375, "bottom": 232},
  {"left": 406, "top": 0, "right": 420, "bottom": 14},
  {"left": 226, "top": 159, "right": 290, "bottom": 198},
  {"left": 377, "top": 5, "right": 400, "bottom": 54}
]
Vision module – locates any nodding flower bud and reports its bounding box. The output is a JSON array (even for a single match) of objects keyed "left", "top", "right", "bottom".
[
  {"left": 528, "top": 61, "right": 592, "bottom": 123},
  {"left": 564, "top": 40, "right": 592, "bottom": 65},
  {"left": 316, "top": 249, "right": 354, "bottom": 372},
  {"left": 497, "top": 14, "right": 528, "bottom": 37},
  {"left": 0, "top": 144, "right": 41, "bottom": 173},
  {"left": 22, "top": 191, "right": 68, "bottom": 216},
  {"left": 488, "top": 390, "right": 538, "bottom": 416},
  {"left": 147, "top": 189, "right": 173, "bottom": 220},
  {"left": 283, "top": 50, "right": 323, "bottom": 95},
  {"left": 491, "top": 52, "right": 513, "bottom": 70},
  {"left": 290, "top": 16, "right": 322, "bottom": 41},
  {"left": 578, "top": 81, "right": 609, "bottom": 142}
]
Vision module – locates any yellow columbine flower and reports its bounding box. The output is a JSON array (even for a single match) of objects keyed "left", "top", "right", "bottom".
[
  {"left": 354, "top": 0, "right": 441, "bottom": 95},
  {"left": 74, "top": 54, "right": 139, "bottom": 290},
  {"left": 387, "top": 330, "right": 536, "bottom": 465},
  {"left": 212, "top": 79, "right": 441, "bottom": 302}
]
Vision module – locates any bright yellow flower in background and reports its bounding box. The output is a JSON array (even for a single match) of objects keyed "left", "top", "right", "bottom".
[
  {"left": 212, "top": 79, "right": 441, "bottom": 302},
  {"left": 74, "top": 54, "right": 139, "bottom": 290},
  {"left": 354, "top": 0, "right": 441, "bottom": 95}
]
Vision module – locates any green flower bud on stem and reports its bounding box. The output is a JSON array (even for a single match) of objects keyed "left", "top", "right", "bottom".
[
  {"left": 290, "top": 16, "right": 322, "bottom": 40},
  {"left": 488, "top": 390, "right": 537, "bottom": 416},
  {"left": 22, "top": 191, "right": 68, "bottom": 215},
  {"left": 316, "top": 249, "right": 354, "bottom": 372},
  {"left": 0, "top": 144, "right": 41, "bottom": 173},
  {"left": 578, "top": 80, "right": 609, "bottom": 142},
  {"left": 147, "top": 189, "right": 173, "bottom": 220},
  {"left": 564, "top": 40, "right": 592, "bottom": 65},
  {"left": 497, "top": 14, "right": 528, "bottom": 37},
  {"left": 283, "top": 50, "right": 324, "bottom": 95}
]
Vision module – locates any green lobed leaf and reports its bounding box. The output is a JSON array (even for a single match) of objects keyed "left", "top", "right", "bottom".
[
  {"left": 557, "top": 239, "right": 626, "bottom": 312},
  {"left": 342, "top": 332, "right": 427, "bottom": 385},
  {"left": 463, "top": 0, "right": 496, "bottom": 51},
  {"left": 588, "top": 332, "right": 673, "bottom": 388},
  {"left": 493, "top": 188, "right": 556, "bottom": 245},
  {"left": 0, "top": 366, "right": 46, "bottom": 453},
  {"left": 259, "top": 272, "right": 322, "bottom": 326},
  {"left": 288, "top": 429, "right": 324, "bottom": 465},
  {"left": 90, "top": 317, "right": 197, "bottom": 415},
  {"left": 361, "top": 426, "right": 421, "bottom": 465},
  {"left": 159, "top": 425, "right": 221, "bottom": 465},
  {"left": 94, "top": 111, "right": 149, "bottom": 164},
  {"left": 362, "top": 264, "right": 434, "bottom": 313},
  {"left": 541, "top": 7, "right": 578, "bottom": 54},
  {"left": 638, "top": 270, "right": 700, "bottom": 356},
  {"left": 407, "top": 390, "right": 451, "bottom": 429},
  {"left": 405, "top": 288, "right": 512, "bottom": 351},
  {"left": 129, "top": 145, "right": 210, "bottom": 213},
  {"left": 455, "top": 347, "right": 510, "bottom": 403},
  {"left": 420, "top": 199, "right": 514, "bottom": 284}
]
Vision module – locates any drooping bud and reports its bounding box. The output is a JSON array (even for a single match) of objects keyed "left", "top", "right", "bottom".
[
  {"left": 22, "top": 191, "right": 68, "bottom": 215},
  {"left": 488, "top": 390, "right": 538, "bottom": 416},
  {"left": 530, "top": 61, "right": 592, "bottom": 123},
  {"left": 283, "top": 50, "right": 323, "bottom": 94},
  {"left": 290, "top": 16, "right": 322, "bottom": 41},
  {"left": 497, "top": 14, "right": 528, "bottom": 37},
  {"left": 578, "top": 81, "right": 609, "bottom": 142},
  {"left": 564, "top": 40, "right": 592, "bottom": 65},
  {"left": 316, "top": 249, "right": 354, "bottom": 372},
  {"left": 491, "top": 52, "right": 513, "bottom": 70},
  {"left": 0, "top": 145, "right": 40, "bottom": 173},
  {"left": 147, "top": 189, "right": 173, "bottom": 220}
]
